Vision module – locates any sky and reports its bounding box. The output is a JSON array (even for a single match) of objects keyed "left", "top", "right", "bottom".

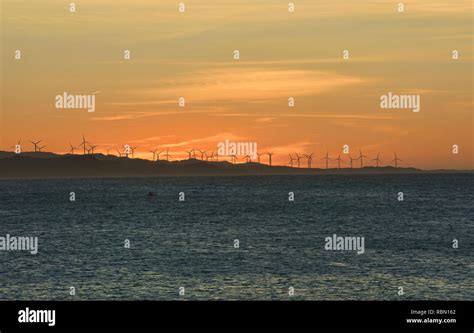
[{"left": 1, "top": 0, "right": 473, "bottom": 169}]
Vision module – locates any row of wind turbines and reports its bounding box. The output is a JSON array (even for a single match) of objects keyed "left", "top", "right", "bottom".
[
  {"left": 10, "top": 136, "right": 402, "bottom": 168},
  {"left": 68, "top": 137, "right": 273, "bottom": 164},
  {"left": 288, "top": 151, "right": 402, "bottom": 168},
  {"left": 11, "top": 139, "right": 47, "bottom": 152},
  {"left": 180, "top": 149, "right": 275, "bottom": 165}
]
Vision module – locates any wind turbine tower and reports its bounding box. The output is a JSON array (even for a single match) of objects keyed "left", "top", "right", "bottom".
[
  {"left": 11, "top": 139, "right": 21, "bottom": 153},
  {"left": 334, "top": 153, "right": 344, "bottom": 169},
  {"left": 348, "top": 155, "right": 357, "bottom": 169},
  {"left": 359, "top": 150, "right": 368, "bottom": 168},
  {"left": 197, "top": 149, "right": 206, "bottom": 160},
  {"left": 69, "top": 143, "right": 78, "bottom": 154},
  {"left": 164, "top": 148, "right": 171, "bottom": 161},
  {"left": 322, "top": 152, "right": 331, "bottom": 169},
  {"left": 267, "top": 152, "right": 273, "bottom": 166},
  {"left": 372, "top": 153, "right": 382, "bottom": 167},
  {"left": 30, "top": 140, "right": 42, "bottom": 152},
  {"left": 288, "top": 154, "right": 296, "bottom": 167},
  {"left": 295, "top": 153, "right": 302, "bottom": 168},
  {"left": 304, "top": 153, "right": 314, "bottom": 168},
  {"left": 392, "top": 153, "right": 402, "bottom": 168},
  {"left": 131, "top": 146, "right": 138, "bottom": 158},
  {"left": 89, "top": 144, "right": 98, "bottom": 154},
  {"left": 185, "top": 149, "right": 194, "bottom": 160},
  {"left": 148, "top": 149, "right": 158, "bottom": 161},
  {"left": 79, "top": 135, "right": 89, "bottom": 155}
]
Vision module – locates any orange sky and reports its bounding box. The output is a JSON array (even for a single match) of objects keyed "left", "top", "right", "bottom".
[{"left": 1, "top": 0, "right": 473, "bottom": 169}]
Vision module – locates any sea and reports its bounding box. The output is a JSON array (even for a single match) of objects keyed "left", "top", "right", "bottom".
[{"left": 0, "top": 174, "right": 473, "bottom": 300}]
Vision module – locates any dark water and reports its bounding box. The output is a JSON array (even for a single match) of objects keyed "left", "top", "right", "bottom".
[{"left": 0, "top": 174, "right": 473, "bottom": 300}]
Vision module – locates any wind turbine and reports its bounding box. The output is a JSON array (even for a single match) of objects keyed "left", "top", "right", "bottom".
[
  {"left": 205, "top": 152, "right": 212, "bottom": 161},
  {"left": 303, "top": 153, "right": 314, "bottom": 168},
  {"left": 267, "top": 152, "right": 273, "bottom": 166},
  {"left": 257, "top": 152, "right": 264, "bottom": 164},
  {"left": 30, "top": 140, "right": 42, "bottom": 152},
  {"left": 358, "top": 150, "right": 368, "bottom": 168},
  {"left": 131, "top": 146, "right": 138, "bottom": 158},
  {"left": 69, "top": 143, "right": 78, "bottom": 154},
  {"left": 230, "top": 154, "right": 239, "bottom": 164},
  {"left": 148, "top": 149, "right": 158, "bottom": 161},
  {"left": 116, "top": 149, "right": 123, "bottom": 157},
  {"left": 372, "top": 153, "right": 382, "bottom": 167},
  {"left": 155, "top": 150, "right": 164, "bottom": 161},
  {"left": 89, "top": 144, "right": 98, "bottom": 154},
  {"left": 348, "top": 155, "right": 358, "bottom": 169},
  {"left": 244, "top": 154, "right": 251, "bottom": 163},
  {"left": 295, "top": 153, "right": 303, "bottom": 168},
  {"left": 185, "top": 149, "right": 194, "bottom": 159},
  {"left": 322, "top": 152, "right": 331, "bottom": 169},
  {"left": 10, "top": 139, "right": 21, "bottom": 152},
  {"left": 38, "top": 145, "right": 47, "bottom": 152},
  {"left": 392, "top": 153, "right": 402, "bottom": 168},
  {"left": 334, "top": 153, "right": 344, "bottom": 169},
  {"left": 79, "top": 134, "right": 89, "bottom": 155},
  {"left": 288, "top": 154, "right": 296, "bottom": 167},
  {"left": 214, "top": 151, "right": 220, "bottom": 162},
  {"left": 11, "top": 138, "right": 21, "bottom": 147},
  {"left": 163, "top": 148, "right": 171, "bottom": 161},
  {"left": 197, "top": 149, "right": 206, "bottom": 160}
]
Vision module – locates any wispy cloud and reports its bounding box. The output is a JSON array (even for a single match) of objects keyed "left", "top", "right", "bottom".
[
  {"left": 213, "top": 113, "right": 397, "bottom": 120},
  {"left": 143, "top": 68, "right": 366, "bottom": 103},
  {"left": 265, "top": 141, "right": 320, "bottom": 155},
  {"left": 157, "top": 132, "right": 243, "bottom": 149},
  {"left": 91, "top": 109, "right": 215, "bottom": 121}
]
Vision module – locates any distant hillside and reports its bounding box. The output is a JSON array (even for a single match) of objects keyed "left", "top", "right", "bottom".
[
  {"left": 0, "top": 151, "right": 59, "bottom": 159},
  {"left": 0, "top": 151, "right": 471, "bottom": 178}
]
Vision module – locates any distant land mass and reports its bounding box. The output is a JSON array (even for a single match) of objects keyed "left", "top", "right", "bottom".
[{"left": 0, "top": 151, "right": 472, "bottom": 178}]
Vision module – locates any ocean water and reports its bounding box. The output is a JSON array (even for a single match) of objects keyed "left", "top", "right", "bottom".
[{"left": 0, "top": 174, "right": 473, "bottom": 300}]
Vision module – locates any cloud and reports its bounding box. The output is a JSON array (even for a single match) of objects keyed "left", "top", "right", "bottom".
[
  {"left": 91, "top": 109, "right": 216, "bottom": 121},
  {"left": 213, "top": 113, "right": 397, "bottom": 120},
  {"left": 157, "top": 132, "right": 243, "bottom": 148},
  {"left": 368, "top": 0, "right": 472, "bottom": 13},
  {"left": 255, "top": 117, "right": 275, "bottom": 123},
  {"left": 264, "top": 141, "right": 320, "bottom": 155},
  {"left": 143, "top": 68, "right": 365, "bottom": 103}
]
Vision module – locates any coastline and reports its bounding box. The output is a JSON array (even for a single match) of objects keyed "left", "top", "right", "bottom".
[{"left": 0, "top": 152, "right": 472, "bottom": 179}]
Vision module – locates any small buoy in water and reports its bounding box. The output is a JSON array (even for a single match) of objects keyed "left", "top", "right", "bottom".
[{"left": 147, "top": 192, "right": 155, "bottom": 197}]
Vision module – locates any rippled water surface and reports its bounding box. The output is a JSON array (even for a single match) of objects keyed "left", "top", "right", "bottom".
[{"left": 0, "top": 174, "right": 473, "bottom": 300}]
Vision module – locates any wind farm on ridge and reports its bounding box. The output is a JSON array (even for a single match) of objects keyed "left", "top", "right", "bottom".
[{"left": 2, "top": 134, "right": 407, "bottom": 170}]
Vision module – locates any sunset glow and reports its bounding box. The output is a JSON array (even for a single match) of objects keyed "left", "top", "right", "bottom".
[{"left": 2, "top": 0, "right": 472, "bottom": 169}]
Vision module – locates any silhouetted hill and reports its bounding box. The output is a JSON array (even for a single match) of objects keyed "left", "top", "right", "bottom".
[
  {"left": 0, "top": 151, "right": 59, "bottom": 159},
  {"left": 0, "top": 151, "right": 471, "bottom": 178}
]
